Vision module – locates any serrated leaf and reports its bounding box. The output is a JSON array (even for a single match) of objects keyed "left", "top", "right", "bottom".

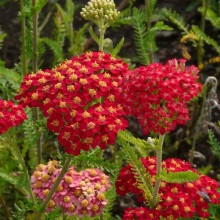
[
  {"left": 192, "top": 25, "right": 220, "bottom": 54},
  {"left": 118, "top": 130, "right": 155, "bottom": 155},
  {"left": 112, "top": 37, "right": 124, "bottom": 56},
  {"left": 88, "top": 26, "right": 99, "bottom": 44},
  {"left": 198, "top": 7, "right": 220, "bottom": 29},
  {"left": 43, "top": 38, "right": 64, "bottom": 63},
  {"left": 161, "top": 8, "right": 189, "bottom": 34},
  {"left": 151, "top": 21, "right": 173, "bottom": 32},
  {"left": 161, "top": 170, "right": 199, "bottom": 183},
  {"left": 35, "top": 0, "right": 47, "bottom": 13}
]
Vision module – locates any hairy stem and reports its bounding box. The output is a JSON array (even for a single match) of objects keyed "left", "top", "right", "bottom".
[
  {"left": 98, "top": 20, "right": 106, "bottom": 51},
  {"left": 197, "top": 0, "right": 209, "bottom": 66},
  {"left": 152, "top": 134, "right": 165, "bottom": 207},
  {"left": 39, "top": 155, "right": 72, "bottom": 213},
  {"left": 6, "top": 129, "right": 36, "bottom": 204},
  {"left": 145, "top": 0, "right": 153, "bottom": 63},
  {"left": 32, "top": 0, "right": 42, "bottom": 164},
  {"left": 20, "top": 0, "right": 27, "bottom": 75}
]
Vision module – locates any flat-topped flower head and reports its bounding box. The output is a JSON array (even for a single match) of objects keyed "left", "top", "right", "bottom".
[
  {"left": 121, "top": 59, "right": 202, "bottom": 135},
  {"left": 80, "top": 0, "right": 120, "bottom": 25},
  {"left": 116, "top": 157, "right": 220, "bottom": 219},
  {"left": 15, "top": 52, "right": 128, "bottom": 155},
  {"left": 31, "top": 161, "right": 110, "bottom": 218},
  {"left": 0, "top": 99, "right": 27, "bottom": 135}
]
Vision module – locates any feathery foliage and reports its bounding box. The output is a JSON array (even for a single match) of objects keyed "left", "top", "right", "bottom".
[
  {"left": 161, "top": 170, "right": 199, "bottom": 183},
  {"left": 192, "top": 25, "right": 220, "bottom": 54},
  {"left": 208, "top": 129, "right": 220, "bottom": 160},
  {"left": 161, "top": 8, "right": 189, "bottom": 34},
  {"left": 21, "top": 108, "right": 38, "bottom": 171},
  {"left": 198, "top": 7, "right": 220, "bottom": 29},
  {"left": 118, "top": 130, "right": 155, "bottom": 157},
  {"left": 131, "top": 8, "right": 149, "bottom": 65},
  {"left": 117, "top": 135, "right": 154, "bottom": 205}
]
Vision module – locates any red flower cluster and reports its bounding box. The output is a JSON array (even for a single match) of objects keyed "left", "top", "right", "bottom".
[
  {"left": 121, "top": 59, "right": 202, "bottom": 134},
  {"left": 0, "top": 99, "right": 26, "bottom": 134},
  {"left": 116, "top": 157, "right": 220, "bottom": 220},
  {"left": 31, "top": 160, "right": 110, "bottom": 218},
  {"left": 15, "top": 52, "right": 128, "bottom": 155}
]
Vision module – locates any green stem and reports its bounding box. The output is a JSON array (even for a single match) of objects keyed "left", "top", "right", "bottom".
[
  {"left": 39, "top": 155, "right": 72, "bottom": 213},
  {"left": 20, "top": 0, "right": 27, "bottom": 76},
  {"left": 32, "top": 0, "right": 42, "bottom": 164},
  {"left": 6, "top": 129, "right": 36, "bottom": 204},
  {"left": 151, "top": 134, "right": 165, "bottom": 207},
  {"left": 145, "top": 0, "right": 153, "bottom": 64},
  {"left": 197, "top": 0, "right": 209, "bottom": 66},
  {"left": 98, "top": 20, "right": 106, "bottom": 51},
  {"left": 32, "top": 0, "right": 38, "bottom": 73}
]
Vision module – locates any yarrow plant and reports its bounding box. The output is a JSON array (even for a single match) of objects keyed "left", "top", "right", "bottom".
[
  {"left": 116, "top": 157, "right": 220, "bottom": 219},
  {"left": 31, "top": 160, "right": 110, "bottom": 218},
  {"left": 15, "top": 51, "right": 128, "bottom": 155},
  {"left": 121, "top": 59, "right": 202, "bottom": 135},
  {"left": 0, "top": 99, "right": 26, "bottom": 134},
  {"left": 1, "top": 0, "right": 220, "bottom": 219}
]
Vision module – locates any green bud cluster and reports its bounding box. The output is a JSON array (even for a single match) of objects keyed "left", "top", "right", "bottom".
[{"left": 80, "top": 0, "right": 120, "bottom": 25}]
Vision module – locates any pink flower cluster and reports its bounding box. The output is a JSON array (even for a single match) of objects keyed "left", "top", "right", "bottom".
[
  {"left": 116, "top": 157, "right": 220, "bottom": 220},
  {"left": 0, "top": 99, "right": 27, "bottom": 135},
  {"left": 121, "top": 59, "right": 202, "bottom": 134},
  {"left": 31, "top": 160, "right": 110, "bottom": 218},
  {"left": 15, "top": 51, "right": 128, "bottom": 155}
]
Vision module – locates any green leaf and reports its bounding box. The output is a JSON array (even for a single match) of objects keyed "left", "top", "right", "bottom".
[
  {"left": 192, "top": 25, "right": 220, "bottom": 54},
  {"left": 208, "top": 129, "right": 220, "bottom": 160},
  {"left": 35, "top": 0, "right": 47, "bottom": 13},
  {"left": 161, "top": 170, "right": 199, "bottom": 183},
  {"left": 118, "top": 130, "right": 155, "bottom": 157},
  {"left": 151, "top": 21, "right": 173, "bottom": 32},
  {"left": 132, "top": 8, "right": 149, "bottom": 65},
  {"left": 161, "top": 8, "right": 189, "bottom": 34},
  {"left": 88, "top": 26, "right": 99, "bottom": 44},
  {"left": 112, "top": 37, "right": 124, "bottom": 56},
  {"left": 198, "top": 7, "right": 220, "bottom": 29},
  {"left": 43, "top": 37, "right": 64, "bottom": 63},
  {"left": 0, "top": 168, "right": 18, "bottom": 186},
  {"left": 117, "top": 136, "right": 154, "bottom": 205}
]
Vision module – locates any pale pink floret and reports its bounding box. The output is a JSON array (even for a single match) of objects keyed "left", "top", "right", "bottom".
[{"left": 31, "top": 160, "right": 111, "bottom": 218}]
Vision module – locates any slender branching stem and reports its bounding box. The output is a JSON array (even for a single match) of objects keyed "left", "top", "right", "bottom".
[
  {"left": 152, "top": 134, "right": 165, "bottom": 207},
  {"left": 197, "top": 0, "right": 209, "bottom": 66},
  {"left": 39, "top": 155, "right": 72, "bottom": 213},
  {"left": 32, "top": 0, "right": 42, "bottom": 164},
  {"left": 6, "top": 129, "right": 36, "bottom": 204},
  {"left": 145, "top": 0, "right": 153, "bottom": 64},
  {"left": 20, "top": 0, "right": 27, "bottom": 76}
]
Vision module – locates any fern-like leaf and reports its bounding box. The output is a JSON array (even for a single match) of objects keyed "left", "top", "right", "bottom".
[
  {"left": 43, "top": 38, "right": 64, "bottom": 63},
  {"left": 118, "top": 130, "right": 155, "bottom": 157},
  {"left": 161, "top": 8, "right": 189, "bottom": 34},
  {"left": 198, "top": 7, "right": 220, "bottom": 29},
  {"left": 21, "top": 108, "right": 38, "bottom": 171},
  {"left": 117, "top": 137, "right": 154, "bottom": 205},
  {"left": 208, "top": 129, "right": 220, "bottom": 160},
  {"left": 112, "top": 37, "right": 124, "bottom": 56},
  {"left": 192, "top": 25, "right": 220, "bottom": 54},
  {"left": 161, "top": 170, "right": 199, "bottom": 183},
  {"left": 132, "top": 8, "right": 149, "bottom": 65}
]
